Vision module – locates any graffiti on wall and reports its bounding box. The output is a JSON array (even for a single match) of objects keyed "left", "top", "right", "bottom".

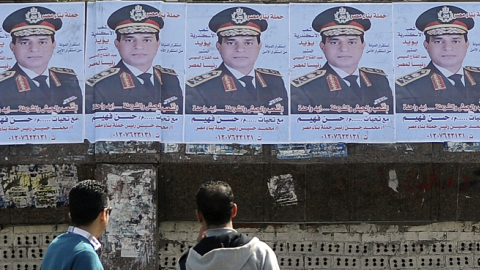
[{"left": 0, "top": 165, "right": 77, "bottom": 208}]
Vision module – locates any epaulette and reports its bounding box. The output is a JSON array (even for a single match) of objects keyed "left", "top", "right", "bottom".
[
  {"left": 255, "top": 68, "right": 282, "bottom": 76},
  {"left": 395, "top": 69, "right": 430, "bottom": 87},
  {"left": 50, "top": 67, "right": 77, "bottom": 75},
  {"left": 186, "top": 70, "right": 222, "bottom": 87},
  {"left": 0, "top": 70, "right": 15, "bottom": 82},
  {"left": 360, "top": 67, "right": 387, "bottom": 76},
  {"left": 465, "top": 66, "right": 480, "bottom": 73},
  {"left": 86, "top": 68, "right": 120, "bottom": 87},
  {"left": 154, "top": 65, "right": 177, "bottom": 76},
  {"left": 291, "top": 70, "right": 326, "bottom": 87}
]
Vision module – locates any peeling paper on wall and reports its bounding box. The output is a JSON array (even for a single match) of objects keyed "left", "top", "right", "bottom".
[
  {"left": 267, "top": 174, "right": 298, "bottom": 206},
  {"left": 389, "top": 170, "right": 398, "bottom": 193}
]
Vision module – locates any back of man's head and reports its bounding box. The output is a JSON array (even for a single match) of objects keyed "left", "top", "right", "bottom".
[
  {"left": 69, "top": 180, "right": 109, "bottom": 227},
  {"left": 196, "top": 181, "right": 234, "bottom": 226}
]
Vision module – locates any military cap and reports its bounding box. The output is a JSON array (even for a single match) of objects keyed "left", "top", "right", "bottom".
[
  {"left": 416, "top": 5, "right": 474, "bottom": 36},
  {"left": 312, "top": 6, "right": 371, "bottom": 37},
  {"left": 3, "top": 6, "right": 62, "bottom": 37},
  {"left": 107, "top": 4, "right": 164, "bottom": 34},
  {"left": 209, "top": 7, "right": 268, "bottom": 37}
]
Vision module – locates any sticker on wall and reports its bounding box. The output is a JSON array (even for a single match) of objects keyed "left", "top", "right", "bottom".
[{"left": 267, "top": 174, "right": 298, "bottom": 206}]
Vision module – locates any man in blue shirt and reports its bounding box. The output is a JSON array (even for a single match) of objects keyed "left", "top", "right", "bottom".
[{"left": 41, "top": 180, "right": 111, "bottom": 270}]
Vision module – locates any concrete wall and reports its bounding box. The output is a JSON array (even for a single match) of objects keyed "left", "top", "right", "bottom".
[{"left": 1, "top": 142, "right": 480, "bottom": 269}]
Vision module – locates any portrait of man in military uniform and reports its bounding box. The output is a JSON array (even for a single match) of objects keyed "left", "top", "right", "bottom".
[
  {"left": 396, "top": 5, "right": 480, "bottom": 113},
  {"left": 185, "top": 6, "right": 288, "bottom": 115},
  {"left": 291, "top": 6, "right": 393, "bottom": 114},
  {"left": 85, "top": 4, "right": 183, "bottom": 114},
  {"left": 0, "top": 6, "right": 82, "bottom": 115}
]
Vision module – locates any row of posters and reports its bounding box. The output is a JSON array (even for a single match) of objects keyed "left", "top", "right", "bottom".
[{"left": 0, "top": 2, "right": 479, "bottom": 144}]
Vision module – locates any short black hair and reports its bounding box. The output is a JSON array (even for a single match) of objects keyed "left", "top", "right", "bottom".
[
  {"left": 69, "top": 180, "right": 109, "bottom": 226},
  {"left": 196, "top": 181, "right": 234, "bottom": 226},
  {"left": 217, "top": 35, "right": 261, "bottom": 44},
  {"left": 425, "top": 33, "right": 468, "bottom": 43},
  {"left": 116, "top": 32, "right": 159, "bottom": 42},
  {"left": 12, "top": 35, "right": 55, "bottom": 45},
  {"left": 321, "top": 34, "right": 364, "bottom": 44}
]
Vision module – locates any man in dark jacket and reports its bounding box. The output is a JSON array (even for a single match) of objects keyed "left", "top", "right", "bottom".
[
  {"left": 185, "top": 7, "right": 288, "bottom": 115},
  {"left": 291, "top": 6, "right": 393, "bottom": 114},
  {"left": 177, "top": 181, "right": 280, "bottom": 270}
]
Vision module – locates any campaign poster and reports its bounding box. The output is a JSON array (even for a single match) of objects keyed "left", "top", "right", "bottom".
[
  {"left": 184, "top": 4, "right": 290, "bottom": 144},
  {"left": 395, "top": 3, "right": 480, "bottom": 142},
  {"left": 85, "top": 1, "right": 185, "bottom": 142},
  {"left": 290, "top": 3, "right": 395, "bottom": 143},
  {"left": 0, "top": 3, "right": 85, "bottom": 144}
]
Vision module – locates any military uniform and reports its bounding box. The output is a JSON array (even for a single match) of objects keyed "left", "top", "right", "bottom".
[
  {"left": 0, "top": 6, "right": 82, "bottom": 115},
  {"left": 186, "top": 63, "right": 288, "bottom": 115},
  {"left": 291, "top": 63, "right": 393, "bottom": 114},
  {"left": 396, "top": 62, "right": 480, "bottom": 112},
  {"left": 85, "top": 4, "right": 183, "bottom": 114},
  {"left": 85, "top": 61, "right": 183, "bottom": 114},
  {"left": 289, "top": 6, "right": 392, "bottom": 114},
  {"left": 0, "top": 64, "right": 82, "bottom": 114},
  {"left": 185, "top": 7, "right": 287, "bottom": 115},
  {"left": 396, "top": 5, "right": 477, "bottom": 113}
]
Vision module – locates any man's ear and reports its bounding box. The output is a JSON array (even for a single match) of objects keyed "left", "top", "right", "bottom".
[
  {"left": 99, "top": 209, "right": 108, "bottom": 221},
  {"left": 114, "top": 39, "right": 120, "bottom": 50},
  {"left": 9, "top": 42, "right": 14, "bottom": 52},
  {"left": 320, "top": 42, "right": 325, "bottom": 52},
  {"left": 216, "top": 41, "right": 221, "bottom": 51},
  {"left": 231, "top": 203, "right": 238, "bottom": 218},
  {"left": 196, "top": 210, "right": 204, "bottom": 223}
]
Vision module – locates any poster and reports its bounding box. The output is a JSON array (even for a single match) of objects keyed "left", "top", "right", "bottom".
[
  {"left": 85, "top": 2, "right": 185, "bottom": 142},
  {"left": 0, "top": 3, "right": 85, "bottom": 144},
  {"left": 0, "top": 2, "right": 477, "bottom": 144},
  {"left": 290, "top": 3, "right": 395, "bottom": 143},
  {"left": 184, "top": 4, "right": 290, "bottom": 143},
  {"left": 395, "top": 3, "right": 480, "bottom": 142}
]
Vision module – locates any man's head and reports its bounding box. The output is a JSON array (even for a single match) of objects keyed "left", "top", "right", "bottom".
[
  {"left": 69, "top": 180, "right": 110, "bottom": 227},
  {"left": 196, "top": 181, "right": 235, "bottom": 227},
  {"left": 209, "top": 7, "right": 267, "bottom": 75},
  {"left": 312, "top": 7, "right": 371, "bottom": 74},
  {"left": 108, "top": 4, "right": 164, "bottom": 72},
  {"left": 3, "top": 6, "right": 62, "bottom": 74},
  {"left": 416, "top": 5, "right": 474, "bottom": 73}
]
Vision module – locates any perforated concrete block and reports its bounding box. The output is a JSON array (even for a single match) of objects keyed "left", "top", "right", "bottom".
[
  {"left": 390, "top": 256, "right": 417, "bottom": 269},
  {"left": 445, "top": 255, "right": 473, "bottom": 268},
  {"left": 318, "top": 242, "right": 344, "bottom": 255},
  {"left": 278, "top": 255, "right": 304, "bottom": 269},
  {"left": 417, "top": 255, "right": 445, "bottom": 268},
  {"left": 361, "top": 256, "right": 388, "bottom": 269},
  {"left": 305, "top": 256, "right": 331, "bottom": 269},
  {"left": 332, "top": 256, "right": 360, "bottom": 268}
]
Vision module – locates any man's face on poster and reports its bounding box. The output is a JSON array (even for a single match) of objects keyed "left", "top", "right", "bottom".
[
  {"left": 216, "top": 36, "right": 262, "bottom": 75},
  {"left": 320, "top": 35, "right": 365, "bottom": 74},
  {"left": 424, "top": 34, "right": 469, "bottom": 73},
  {"left": 10, "top": 35, "right": 56, "bottom": 74},
  {"left": 115, "top": 33, "right": 160, "bottom": 72}
]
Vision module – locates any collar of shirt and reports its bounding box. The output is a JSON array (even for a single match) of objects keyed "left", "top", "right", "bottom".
[
  {"left": 329, "top": 64, "right": 360, "bottom": 86},
  {"left": 432, "top": 62, "right": 464, "bottom": 85},
  {"left": 18, "top": 64, "right": 50, "bottom": 87},
  {"left": 205, "top": 227, "right": 237, "bottom": 237},
  {"left": 67, "top": 226, "right": 102, "bottom": 251},
  {"left": 224, "top": 64, "right": 256, "bottom": 88},
  {"left": 123, "top": 61, "right": 154, "bottom": 84}
]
